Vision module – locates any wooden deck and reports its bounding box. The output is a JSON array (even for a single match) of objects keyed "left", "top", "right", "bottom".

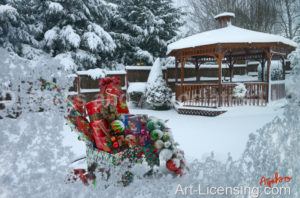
[{"left": 175, "top": 82, "right": 270, "bottom": 107}]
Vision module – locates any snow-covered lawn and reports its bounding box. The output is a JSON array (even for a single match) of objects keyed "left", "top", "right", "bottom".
[{"left": 63, "top": 100, "right": 286, "bottom": 164}]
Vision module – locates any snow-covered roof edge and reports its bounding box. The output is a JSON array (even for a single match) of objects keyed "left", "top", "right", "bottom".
[{"left": 167, "top": 25, "right": 297, "bottom": 55}]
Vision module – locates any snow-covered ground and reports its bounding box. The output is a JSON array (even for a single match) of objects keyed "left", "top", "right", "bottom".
[{"left": 62, "top": 100, "right": 286, "bottom": 164}]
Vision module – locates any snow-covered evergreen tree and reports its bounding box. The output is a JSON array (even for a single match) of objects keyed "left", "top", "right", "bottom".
[
  {"left": 109, "top": 0, "right": 182, "bottom": 65},
  {"left": 42, "top": 0, "right": 117, "bottom": 70},
  {"left": 0, "top": 1, "right": 38, "bottom": 55},
  {"left": 145, "top": 58, "right": 172, "bottom": 110}
]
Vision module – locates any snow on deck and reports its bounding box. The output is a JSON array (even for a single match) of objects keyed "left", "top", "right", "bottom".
[{"left": 167, "top": 25, "right": 297, "bottom": 55}]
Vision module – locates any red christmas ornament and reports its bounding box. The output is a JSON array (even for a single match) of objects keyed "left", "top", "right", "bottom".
[
  {"left": 113, "top": 142, "right": 119, "bottom": 148},
  {"left": 166, "top": 159, "right": 178, "bottom": 171}
]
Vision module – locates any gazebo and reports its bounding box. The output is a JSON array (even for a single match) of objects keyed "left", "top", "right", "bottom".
[{"left": 167, "top": 12, "right": 297, "bottom": 112}]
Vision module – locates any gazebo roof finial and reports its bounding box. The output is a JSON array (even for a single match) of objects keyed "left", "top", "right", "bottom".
[{"left": 214, "top": 12, "right": 235, "bottom": 28}]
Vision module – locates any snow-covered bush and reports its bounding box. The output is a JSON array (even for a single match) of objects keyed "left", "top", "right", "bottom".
[
  {"left": 146, "top": 58, "right": 172, "bottom": 110},
  {"left": 127, "top": 82, "right": 146, "bottom": 107}
]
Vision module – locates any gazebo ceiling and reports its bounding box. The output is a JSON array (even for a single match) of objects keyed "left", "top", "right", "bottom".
[{"left": 167, "top": 21, "right": 297, "bottom": 57}]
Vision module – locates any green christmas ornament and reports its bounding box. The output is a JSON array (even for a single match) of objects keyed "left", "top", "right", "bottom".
[
  {"left": 110, "top": 120, "right": 125, "bottom": 134},
  {"left": 162, "top": 133, "right": 170, "bottom": 142},
  {"left": 147, "top": 120, "right": 155, "bottom": 132},
  {"left": 156, "top": 120, "right": 165, "bottom": 131},
  {"left": 151, "top": 129, "right": 163, "bottom": 141}
]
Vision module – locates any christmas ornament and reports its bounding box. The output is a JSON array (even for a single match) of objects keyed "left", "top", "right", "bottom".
[
  {"left": 113, "top": 142, "right": 119, "bottom": 149},
  {"left": 156, "top": 120, "right": 165, "bottom": 131},
  {"left": 159, "top": 149, "right": 173, "bottom": 162},
  {"left": 154, "top": 140, "right": 164, "bottom": 150},
  {"left": 161, "top": 133, "right": 170, "bottom": 142},
  {"left": 164, "top": 141, "right": 171, "bottom": 148},
  {"left": 151, "top": 129, "right": 163, "bottom": 141},
  {"left": 166, "top": 159, "right": 183, "bottom": 176},
  {"left": 146, "top": 120, "right": 155, "bottom": 132},
  {"left": 110, "top": 120, "right": 125, "bottom": 134}
]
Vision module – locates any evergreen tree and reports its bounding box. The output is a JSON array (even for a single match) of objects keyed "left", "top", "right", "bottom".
[
  {"left": 145, "top": 58, "right": 172, "bottom": 110},
  {"left": 42, "top": 0, "right": 117, "bottom": 70},
  {"left": 109, "top": 0, "right": 182, "bottom": 65},
  {"left": 0, "top": 1, "right": 38, "bottom": 55}
]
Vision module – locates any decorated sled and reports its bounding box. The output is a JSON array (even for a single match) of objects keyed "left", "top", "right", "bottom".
[{"left": 66, "top": 76, "right": 187, "bottom": 186}]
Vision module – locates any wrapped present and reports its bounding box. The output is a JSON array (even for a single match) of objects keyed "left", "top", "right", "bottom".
[
  {"left": 125, "top": 135, "right": 138, "bottom": 148},
  {"left": 140, "top": 129, "right": 150, "bottom": 146},
  {"left": 90, "top": 119, "right": 111, "bottom": 151},
  {"left": 86, "top": 100, "right": 120, "bottom": 124},
  {"left": 75, "top": 116, "right": 94, "bottom": 143},
  {"left": 86, "top": 100, "right": 102, "bottom": 123},
  {"left": 72, "top": 95, "right": 86, "bottom": 115},
  {"left": 120, "top": 114, "right": 148, "bottom": 135},
  {"left": 98, "top": 136, "right": 112, "bottom": 153},
  {"left": 98, "top": 76, "right": 129, "bottom": 114}
]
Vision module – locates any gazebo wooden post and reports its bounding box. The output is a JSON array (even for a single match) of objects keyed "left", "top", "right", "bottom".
[
  {"left": 175, "top": 57, "right": 178, "bottom": 83},
  {"left": 281, "top": 57, "right": 286, "bottom": 80},
  {"left": 228, "top": 51, "right": 234, "bottom": 82},
  {"left": 195, "top": 57, "right": 200, "bottom": 82},
  {"left": 266, "top": 50, "right": 271, "bottom": 103},
  {"left": 216, "top": 52, "right": 223, "bottom": 107},
  {"left": 180, "top": 56, "right": 186, "bottom": 102},
  {"left": 261, "top": 53, "right": 266, "bottom": 82}
]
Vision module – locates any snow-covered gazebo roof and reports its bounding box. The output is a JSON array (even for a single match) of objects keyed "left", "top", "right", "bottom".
[{"left": 167, "top": 13, "right": 297, "bottom": 56}]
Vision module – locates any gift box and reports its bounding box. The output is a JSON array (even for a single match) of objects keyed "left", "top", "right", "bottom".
[
  {"left": 90, "top": 119, "right": 112, "bottom": 151},
  {"left": 98, "top": 76, "right": 129, "bottom": 114},
  {"left": 86, "top": 100, "right": 102, "bottom": 123},
  {"left": 72, "top": 96, "right": 86, "bottom": 115},
  {"left": 86, "top": 100, "right": 120, "bottom": 124},
  {"left": 75, "top": 116, "right": 94, "bottom": 143},
  {"left": 120, "top": 114, "right": 148, "bottom": 135}
]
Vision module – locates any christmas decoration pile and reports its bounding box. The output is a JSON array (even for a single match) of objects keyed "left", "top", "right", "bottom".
[{"left": 66, "top": 76, "right": 187, "bottom": 186}]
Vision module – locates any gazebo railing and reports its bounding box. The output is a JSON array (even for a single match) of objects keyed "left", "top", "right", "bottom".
[{"left": 175, "top": 82, "right": 268, "bottom": 107}]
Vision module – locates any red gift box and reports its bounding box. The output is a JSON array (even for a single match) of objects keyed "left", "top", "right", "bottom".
[
  {"left": 90, "top": 119, "right": 111, "bottom": 150},
  {"left": 98, "top": 76, "right": 129, "bottom": 114},
  {"left": 75, "top": 116, "right": 94, "bottom": 143},
  {"left": 72, "top": 96, "right": 86, "bottom": 115},
  {"left": 86, "top": 100, "right": 103, "bottom": 122}
]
